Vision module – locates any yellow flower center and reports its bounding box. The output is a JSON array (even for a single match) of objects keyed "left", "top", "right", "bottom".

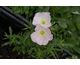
[
  {"left": 41, "top": 21, "right": 45, "bottom": 25},
  {"left": 40, "top": 30, "right": 45, "bottom": 35}
]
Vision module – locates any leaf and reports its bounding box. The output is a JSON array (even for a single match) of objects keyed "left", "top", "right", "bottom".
[
  {"left": 54, "top": 51, "right": 59, "bottom": 59},
  {"left": 53, "top": 48, "right": 62, "bottom": 51},
  {"left": 43, "top": 6, "right": 50, "bottom": 12},
  {"left": 12, "top": 46, "right": 21, "bottom": 51},
  {"left": 29, "top": 10, "right": 33, "bottom": 17},
  {"left": 25, "top": 11, "right": 29, "bottom": 15},
  {"left": 23, "top": 32, "right": 30, "bottom": 42},
  {"left": 4, "top": 32, "right": 9, "bottom": 38},
  {"left": 25, "top": 20, "right": 30, "bottom": 26},
  {"left": 63, "top": 38, "right": 76, "bottom": 48},
  {"left": 74, "top": 15, "right": 80, "bottom": 23},
  {"left": 9, "top": 26, "right": 12, "bottom": 35},
  {"left": 31, "top": 6, "right": 36, "bottom": 10},
  {"left": 59, "top": 19, "right": 67, "bottom": 28},
  {"left": 76, "top": 22, "right": 80, "bottom": 31},
  {"left": 15, "top": 41, "right": 21, "bottom": 44},
  {"left": 38, "top": 6, "right": 44, "bottom": 9},
  {"left": 12, "top": 6, "right": 18, "bottom": 11},
  {"left": 63, "top": 12, "right": 71, "bottom": 18},
  {"left": 73, "top": 7, "right": 80, "bottom": 13},
  {"left": 73, "top": 47, "right": 80, "bottom": 54},
  {"left": 54, "top": 24, "right": 61, "bottom": 32},
  {"left": 58, "top": 6, "right": 69, "bottom": 14},
  {"left": 22, "top": 28, "right": 28, "bottom": 30},
  {"left": 63, "top": 44, "right": 75, "bottom": 48},
  {"left": 22, "top": 50, "right": 26, "bottom": 55},
  {"left": 72, "top": 56, "right": 78, "bottom": 59},
  {"left": 2, "top": 42, "right": 9, "bottom": 47},
  {"left": 50, "top": 50, "right": 56, "bottom": 59},
  {"left": 51, "top": 6, "right": 59, "bottom": 14},
  {"left": 21, "top": 6, "right": 24, "bottom": 14},
  {"left": 57, "top": 40, "right": 64, "bottom": 47},
  {"left": 28, "top": 48, "right": 34, "bottom": 55},
  {"left": 14, "top": 8, "right": 21, "bottom": 14},
  {"left": 23, "top": 6, "right": 28, "bottom": 11},
  {"left": 18, "top": 52, "right": 20, "bottom": 55},
  {"left": 67, "top": 23, "right": 76, "bottom": 32}
]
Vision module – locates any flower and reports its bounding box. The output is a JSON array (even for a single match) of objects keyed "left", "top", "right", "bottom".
[
  {"left": 30, "top": 25, "right": 53, "bottom": 45},
  {"left": 32, "top": 12, "right": 51, "bottom": 28}
]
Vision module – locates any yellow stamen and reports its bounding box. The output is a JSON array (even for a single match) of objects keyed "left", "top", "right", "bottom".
[
  {"left": 41, "top": 21, "right": 45, "bottom": 25},
  {"left": 40, "top": 30, "right": 45, "bottom": 35}
]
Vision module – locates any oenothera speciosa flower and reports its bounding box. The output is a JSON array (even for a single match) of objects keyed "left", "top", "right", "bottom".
[
  {"left": 32, "top": 12, "right": 51, "bottom": 28},
  {"left": 30, "top": 25, "right": 53, "bottom": 45}
]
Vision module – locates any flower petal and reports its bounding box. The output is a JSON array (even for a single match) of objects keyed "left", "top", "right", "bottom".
[
  {"left": 30, "top": 31, "right": 40, "bottom": 42},
  {"left": 32, "top": 12, "right": 42, "bottom": 25},
  {"left": 42, "top": 12, "right": 51, "bottom": 22},
  {"left": 35, "top": 24, "right": 43, "bottom": 31},
  {"left": 44, "top": 22, "right": 51, "bottom": 28},
  {"left": 37, "top": 36, "right": 49, "bottom": 45},
  {"left": 44, "top": 28, "right": 53, "bottom": 40},
  {"left": 45, "top": 33, "right": 53, "bottom": 41}
]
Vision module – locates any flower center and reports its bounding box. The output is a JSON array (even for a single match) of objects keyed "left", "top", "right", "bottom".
[
  {"left": 41, "top": 21, "right": 45, "bottom": 25},
  {"left": 40, "top": 30, "right": 45, "bottom": 35}
]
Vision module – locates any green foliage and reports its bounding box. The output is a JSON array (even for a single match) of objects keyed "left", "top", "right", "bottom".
[
  {"left": 4, "top": 6, "right": 80, "bottom": 58},
  {"left": 76, "top": 22, "right": 80, "bottom": 31},
  {"left": 59, "top": 18, "right": 67, "bottom": 28},
  {"left": 3, "top": 26, "right": 63, "bottom": 59},
  {"left": 0, "top": 55, "right": 2, "bottom": 57},
  {"left": 66, "top": 55, "right": 78, "bottom": 59}
]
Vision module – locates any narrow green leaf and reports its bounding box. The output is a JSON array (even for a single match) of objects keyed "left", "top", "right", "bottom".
[
  {"left": 22, "top": 50, "right": 25, "bottom": 55},
  {"left": 14, "top": 8, "right": 21, "bottom": 14},
  {"left": 53, "top": 48, "right": 62, "bottom": 51},
  {"left": 22, "top": 28, "right": 28, "bottom": 30},
  {"left": 50, "top": 50, "right": 57, "bottom": 59},
  {"left": 9, "top": 26, "right": 12, "bottom": 35},
  {"left": 73, "top": 47, "right": 80, "bottom": 54},
  {"left": 15, "top": 41, "right": 21, "bottom": 44},
  {"left": 23, "top": 6, "right": 28, "bottom": 11},
  {"left": 76, "top": 22, "right": 80, "bottom": 31},
  {"left": 23, "top": 32, "right": 30, "bottom": 42},
  {"left": 2, "top": 42, "right": 9, "bottom": 47},
  {"left": 18, "top": 52, "right": 20, "bottom": 55}
]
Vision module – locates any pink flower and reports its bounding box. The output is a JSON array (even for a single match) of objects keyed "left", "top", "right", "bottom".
[
  {"left": 32, "top": 12, "right": 51, "bottom": 28},
  {"left": 30, "top": 25, "right": 53, "bottom": 45}
]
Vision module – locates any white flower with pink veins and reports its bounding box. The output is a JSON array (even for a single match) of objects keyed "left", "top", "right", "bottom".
[
  {"left": 30, "top": 25, "right": 53, "bottom": 45},
  {"left": 32, "top": 12, "right": 51, "bottom": 28}
]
